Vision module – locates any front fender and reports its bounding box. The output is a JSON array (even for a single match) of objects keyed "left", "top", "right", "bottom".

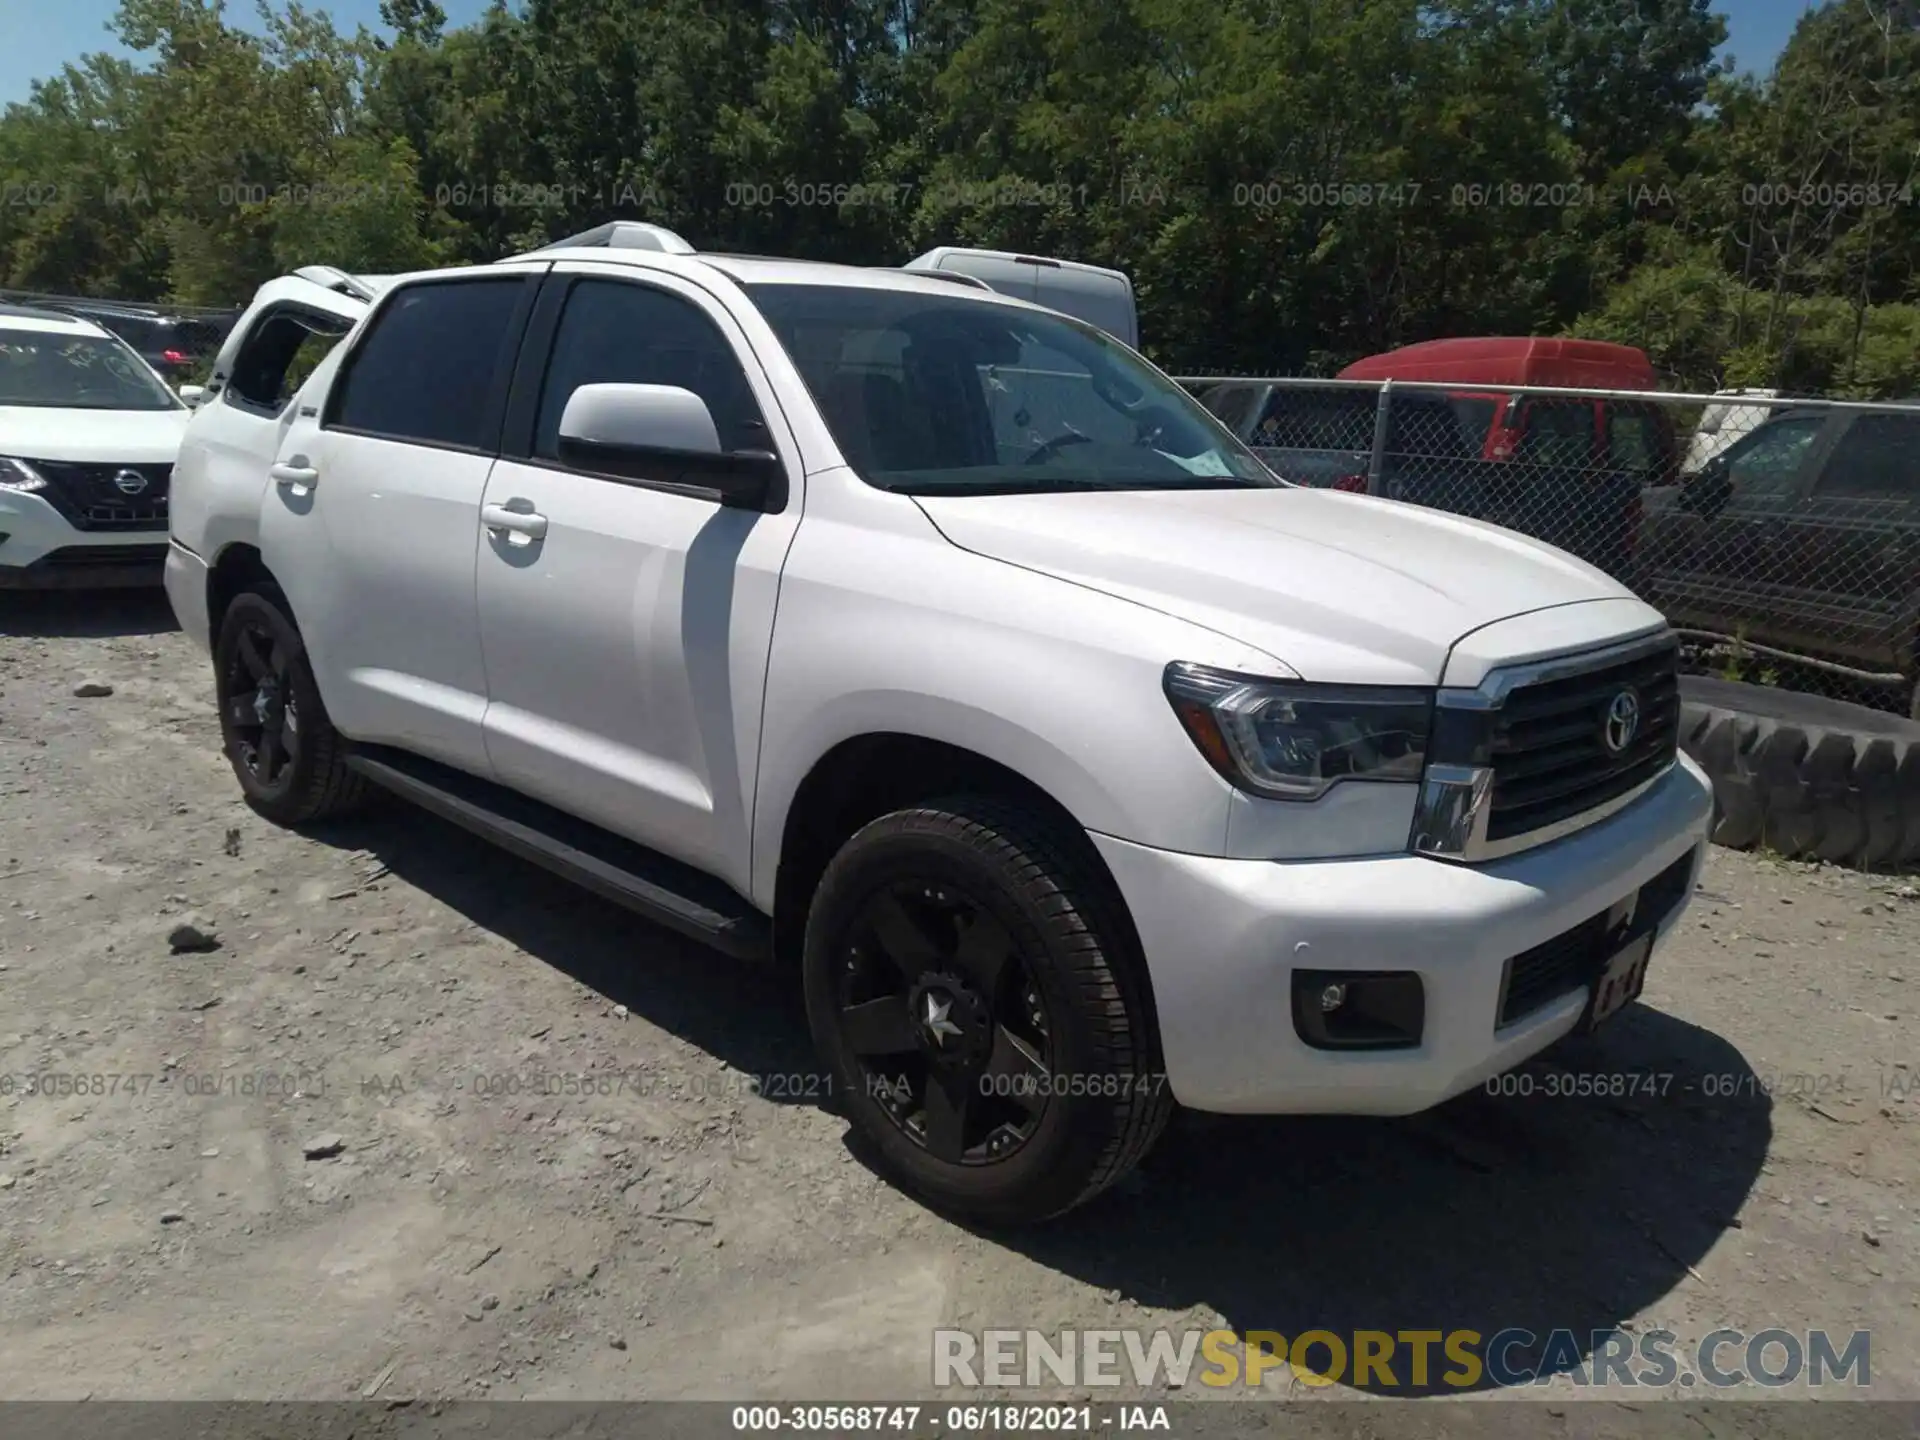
[{"left": 748, "top": 505, "right": 1271, "bottom": 909}]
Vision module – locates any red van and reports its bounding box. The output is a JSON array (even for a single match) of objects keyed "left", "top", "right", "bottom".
[
  {"left": 1335, "top": 337, "right": 1679, "bottom": 576},
  {"left": 1337, "top": 337, "right": 1677, "bottom": 475}
]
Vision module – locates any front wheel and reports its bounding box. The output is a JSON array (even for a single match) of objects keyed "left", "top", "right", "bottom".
[{"left": 802, "top": 796, "right": 1172, "bottom": 1226}]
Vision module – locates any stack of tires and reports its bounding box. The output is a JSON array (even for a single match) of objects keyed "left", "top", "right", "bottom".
[{"left": 1681, "top": 676, "right": 1920, "bottom": 869}]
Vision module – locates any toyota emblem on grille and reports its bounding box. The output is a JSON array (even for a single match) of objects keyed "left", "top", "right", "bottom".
[
  {"left": 112, "top": 469, "right": 149, "bottom": 495},
  {"left": 1603, "top": 687, "right": 1642, "bottom": 754}
]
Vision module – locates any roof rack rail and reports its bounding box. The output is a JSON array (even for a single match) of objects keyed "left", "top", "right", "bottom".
[
  {"left": 897, "top": 268, "right": 992, "bottom": 290},
  {"left": 519, "top": 222, "right": 697, "bottom": 257}
]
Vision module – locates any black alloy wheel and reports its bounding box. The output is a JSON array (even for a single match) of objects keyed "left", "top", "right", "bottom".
[
  {"left": 836, "top": 876, "right": 1053, "bottom": 1165},
  {"left": 221, "top": 615, "right": 300, "bottom": 792},
  {"left": 803, "top": 796, "right": 1174, "bottom": 1225},
  {"left": 213, "top": 588, "right": 368, "bottom": 825}
]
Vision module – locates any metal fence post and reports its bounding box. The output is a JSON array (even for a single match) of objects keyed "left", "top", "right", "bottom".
[{"left": 1366, "top": 379, "right": 1393, "bottom": 497}]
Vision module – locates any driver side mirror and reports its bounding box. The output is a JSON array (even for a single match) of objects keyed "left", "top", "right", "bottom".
[
  {"left": 178, "top": 384, "right": 206, "bottom": 408},
  {"left": 556, "top": 383, "right": 784, "bottom": 512},
  {"left": 1680, "top": 457, "right": 1734, "bottom": 516}
]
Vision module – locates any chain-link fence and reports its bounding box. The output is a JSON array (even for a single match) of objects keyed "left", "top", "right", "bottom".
[{"left": 1176, "top": 374, "right": 1920, "bottom": 717}]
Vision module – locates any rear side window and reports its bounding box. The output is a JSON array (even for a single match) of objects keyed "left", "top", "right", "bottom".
[
  {"left": 225, "top": 308, "right": 350, "bottom": 414},
  {"left": 1814, "top": 415, "right": 1919, "bottom": 500},
  {"left": 329, "top": 278, "right": 527, "bottom": 450}
]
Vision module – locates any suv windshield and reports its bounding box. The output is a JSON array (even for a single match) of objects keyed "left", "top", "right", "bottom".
[
  {"left": 745, "top": 283, "right": 1273, "bottom": 495},
  {"left": 0, "top": 332, "right": 181, "bottom": 411}
]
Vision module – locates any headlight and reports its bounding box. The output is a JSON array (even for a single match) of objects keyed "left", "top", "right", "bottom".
[
  {"left": 0, "top": 458, "right": 48, "bottom": 493},
  {"left": 1164, "top": 662, "right": 1432, "bottom": 800}
]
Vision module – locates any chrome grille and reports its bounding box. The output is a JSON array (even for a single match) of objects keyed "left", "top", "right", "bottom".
[{"left": 1485, "top": 637, "right": 1681, "bottom": 843}]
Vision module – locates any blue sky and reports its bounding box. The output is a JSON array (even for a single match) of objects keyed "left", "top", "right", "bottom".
[{"left": 3, "top": 0, "right": 1819, "bottom": 107}]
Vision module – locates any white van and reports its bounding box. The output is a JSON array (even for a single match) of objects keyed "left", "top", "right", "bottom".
[{"left": 905, "top": 247, "right": 1138, "bottom": 348}]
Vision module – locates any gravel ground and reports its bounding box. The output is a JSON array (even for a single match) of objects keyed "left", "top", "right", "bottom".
[{"left": 1, "top": 590, "right": 1917, "bottom": 1413}]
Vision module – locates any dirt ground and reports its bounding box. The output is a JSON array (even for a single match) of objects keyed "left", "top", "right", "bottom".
[{"left": 2, "top": 589, "right": 1917, "bottom": 1414}]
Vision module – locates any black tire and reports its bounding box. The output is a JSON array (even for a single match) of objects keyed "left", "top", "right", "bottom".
[
  {"left": 1680, "top": 676, "right": 1920, "bottom": 869},
  {"left": 214, "top": 588, "right": 369, "bottom": 826},
  {"left": 802, "top": 795, "right": 1172, "bottom": 1226}
]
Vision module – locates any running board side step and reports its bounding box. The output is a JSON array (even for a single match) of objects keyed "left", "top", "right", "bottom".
[{"left": 343, "top": 745, "right": 770, "bottom": 960}]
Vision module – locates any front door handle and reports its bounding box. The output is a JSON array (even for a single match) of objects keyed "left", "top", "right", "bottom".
[
  {"left": 482, "top": 503, "right": 548, "bottom": 541},
  {"left": 270, "top": 458, "right": 318, "bottom": 490}
]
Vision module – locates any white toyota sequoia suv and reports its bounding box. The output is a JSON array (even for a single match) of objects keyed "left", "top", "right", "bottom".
[{"left": 166, "top": 226, "right": 1713, "bottom": 1224}]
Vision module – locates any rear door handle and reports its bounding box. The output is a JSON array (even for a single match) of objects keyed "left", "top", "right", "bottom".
[
  {"left": 270, "top": 458, "right": 318, "bottom": 490},
  {"left": 482, "top": 503, "right": 548, "bottom": 541}
]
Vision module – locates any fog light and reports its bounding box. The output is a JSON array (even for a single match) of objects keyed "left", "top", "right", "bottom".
[{"left": 1292, "top": 970, "right": 1424, "bottom": 1051}]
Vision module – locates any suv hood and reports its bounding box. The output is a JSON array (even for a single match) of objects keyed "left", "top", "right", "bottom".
[
  {"left": 0, "top": 404, "right": 190, "bottom": 464},
  {"left": 914, "top": 486, "right": 1630, "bottom": 685}
]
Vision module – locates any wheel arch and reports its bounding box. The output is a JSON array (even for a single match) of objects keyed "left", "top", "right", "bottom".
[
  {"left": 205, "top": 540, "right": 287, "bottom": 642},
  {"left": 766, "top": 731, "right": 1156, "bottom": 1012}
]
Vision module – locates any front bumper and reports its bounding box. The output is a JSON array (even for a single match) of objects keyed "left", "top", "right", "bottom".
[
  {"left": 163, "top": 539, "right": 213, "bottom": 653},
  {"left": 0, "top": 489, "right": 168, "bottom": 588},
  {"left": 1093, "top": 754, "right": 1714, "bottom": 1114}
]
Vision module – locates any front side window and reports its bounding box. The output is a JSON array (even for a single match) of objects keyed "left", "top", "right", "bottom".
[
  {"left": 1722, "top": 415, "right": 1824, "bottom": 499},
  {"left": 745, "top": 283, "right": 1272, "bottom": 495},
  {"left": 534, "top": 279, "right": 768, "bottom": 458},
  {"left": 0, "top": 332, "right": 181, "bottom": 411},
  {"left": 328, "top": 277, "right": 527, "bottom": 450}
]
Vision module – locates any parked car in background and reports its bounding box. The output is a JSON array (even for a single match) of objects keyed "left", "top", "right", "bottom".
[
  {"left": 0, "top": 303, "right": 190, "bottom": 587},
  {"left": 1195, "top": 353, "right": 1663, "bottom": 576},
  {"left": 20, "top": 296, "right": 240, "bottom": 381},
  {"left": 1195, "top": 380, "right": 1487, "bottom": 495},
  {"left": 905, "top": 248, "right": 1138, "bottom": 347},
  {"left": 166, "top": 223, "right": 1712, "bottom": 1224},
  {"left": 1638, "top": 403, "right": 1920, "bottom": 718},
  {"left": 1331, "top": 337, "right": 1678, "bottom": 576}
]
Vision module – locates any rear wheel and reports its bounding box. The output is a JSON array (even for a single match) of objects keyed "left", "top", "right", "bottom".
[
  {"left": 214, "top": 589, "right": 367, "bottom": 825},
  {"left": 802, "top": 796, "right": 1172, "bottom": 1226}
]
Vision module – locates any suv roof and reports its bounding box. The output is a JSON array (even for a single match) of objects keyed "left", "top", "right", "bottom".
[{"left": 490, "top": 222, "right": 1066, "bottom": 309}]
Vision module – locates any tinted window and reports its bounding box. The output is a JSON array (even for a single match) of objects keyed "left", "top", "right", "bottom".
[
  {"left": 1448, "top": 397, "right": 1499, "bottom": 449},
  {"left": 535, "top": 280, "right": 767, "bottom": 458},
  {"left": 1814, "top": 414, "right": 1918, "bottom": 500},
  {"left": 330, "top": 278, "right": 526, "bottom": 450},
  {"left": 1608, "top": 403, "right": 1675, "bottom": 480},
  {"left": 1722, "top": 415, "right": 1824, "bottom": 499},
  {"left": 1250, "top": 388, "right": 1376, "bottom": 451},
  {"left": 1386, "top": 394, "right": 1482, "bottom": 459},
  {"left": 1518, "top": 399, "right": 1596, "bottom": 464},
  {"left": 226, "top": 308, "right": 350, "bottom": 413},
  {"left": 747, "top": 283, "right": 1269, "bottom": 494}
]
